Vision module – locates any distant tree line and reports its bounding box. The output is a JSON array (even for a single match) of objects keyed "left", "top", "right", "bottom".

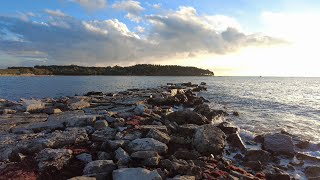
[{"left": 1, "top": 64, "right": 214, "bottom": 76}]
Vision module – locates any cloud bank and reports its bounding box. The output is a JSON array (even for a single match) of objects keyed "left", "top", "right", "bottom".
[{"left": 0, "top": 6, "right": 283, "bottom": 67}]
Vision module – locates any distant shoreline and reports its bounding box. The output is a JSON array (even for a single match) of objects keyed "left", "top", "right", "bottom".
[
  {"left": 0, "top": 74, "right": 213, "bottom": 77},
  {"left": 0, "top": 64, "right": 214, "bottom": 76}
]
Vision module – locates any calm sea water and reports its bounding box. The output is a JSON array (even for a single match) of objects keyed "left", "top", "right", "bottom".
[{"left": 1, "top": 76, "right": 320, "bottom": 144}]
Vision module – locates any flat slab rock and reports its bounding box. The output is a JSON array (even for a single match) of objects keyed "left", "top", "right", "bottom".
[
  {"left": 263, "top": 133, "right": 294, "bottom": 154},
  {"left": 83, "top": 160, "right": 117, "bottom": 177},
  {"left": 11, "top": 111, "right": 96, "bottom": 133},
  {"left": 113, "top": 168, "right": 162, "bottom": 180},
  {"left": 0, "top": 113, "right": 48, "bottom": 133},
  {"left": 127, "top": 138, "right": 168, "bottom": 154},
  {"left": 35, "top": 148, "right": 73, "bottom": 172}
]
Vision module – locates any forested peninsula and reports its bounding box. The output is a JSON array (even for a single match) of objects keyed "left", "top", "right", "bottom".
[{"left": 0, "top": 64, "right": 214, "bottom": 76}]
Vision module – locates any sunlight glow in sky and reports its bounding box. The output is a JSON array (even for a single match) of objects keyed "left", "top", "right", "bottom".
[{"left": 0, "top": 0, "right": 320, "bottom": 76}]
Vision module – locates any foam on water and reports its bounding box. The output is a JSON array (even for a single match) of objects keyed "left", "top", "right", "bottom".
[{"left": 199, "top": 77, "right": 320, "bottom": 146}]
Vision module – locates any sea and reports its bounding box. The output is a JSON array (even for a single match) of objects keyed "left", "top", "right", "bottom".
[{"left": 1, "top": 76, "right": 319, "bottom": 156}]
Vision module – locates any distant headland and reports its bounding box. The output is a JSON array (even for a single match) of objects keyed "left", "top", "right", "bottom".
[{"left": 0, "top": 64, "right": 214, "bottom": 76}]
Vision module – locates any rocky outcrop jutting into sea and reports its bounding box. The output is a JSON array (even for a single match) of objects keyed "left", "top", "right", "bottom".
[{"left": 0, "top": 82, "right": 319, "bottom": 179}]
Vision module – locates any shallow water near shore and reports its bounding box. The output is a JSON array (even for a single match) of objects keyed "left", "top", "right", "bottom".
[{"left": 1, "top": 76, "right": 320, "bottom": 150}]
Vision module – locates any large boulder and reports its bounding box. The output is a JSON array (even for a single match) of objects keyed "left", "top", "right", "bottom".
[
  {"left": 193, "top": 124, "right": 226, "bottom": 155},
  {"left": 83, "top": 160, "right": 117, "bottom": 178},
  {"left": 127, "top": 138, "right": 168, "bottom": 154},
  {"left": 113, "top": 168, "right": 162, "bottom": 180},
  {"left": 263, "top": 133, "right": 294, "bottom": 154},
  {"left": 35, "top": 148, "right": 73, "bottom": 172},
  {"left": 166, "top": 110, "right": 209, "bottom": 125}
]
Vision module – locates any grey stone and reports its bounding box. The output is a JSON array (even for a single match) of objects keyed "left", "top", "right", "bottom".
[
  {"left": 21, "top": 99, "right": 45, "bottom": 112},
  {"left": 104, "top": 115, "right": 116, "bottom": 123},
  {"left": 115, "top": 147, "right": 130, "bottom": 164},
  {"left": 123, "top": 131, "right": 142, "bottom": 140},
  {"left": 127, "top": 138, "right": 168, "bottom": 154},
  {"left": 83, "top": 160, "right": 117, "bottom": 177},
  {"left": 43, "top": 108, "right": 62, "bottom": 114},
  {"left": 139, "top": 125, "right": 168, "bottom": 133},
  {"left": 166, "top": 110, "right": 208, "bottom": 125},
  {"left": 94, "top": 120, "right": 108, "bottom": 130},
  {"left": 227, "top": 133, "right": 246, "bottom": 150},
  {"left": 193, "top": 124, "right": 226, "bottom": 155},
  {"left": 42, "top": 127, "right": 89, "bottom": 148},
  {"left": 113, "top": 168, "right": 162, "bottom": 180},
  {"left": 131, "top": 151, "right": 159, "bottom": 159},
  {"left": 103, "top": 140, "right": 127, "bottom": 150},
  {"left": 76, "top": 153, "right": 92, "bottom": 163},
  {"left": 97, "top": 151, "right": 112, "bottom": 160},
  {"left": 47, "top": 111, "right": 96, "bottom": 127},
  {"left": 142, "top": 157, "right": 160, "bottom": 166},
  {"left": 134, "top": 105, "right": 146, "bottom": 115},
  {"left": 146, "top": 129, "right": 171, "bottom": 144},
  {"left": 173, "top": 150, "right": 201, "bottom": 160},
  {"left": 35, "top": 148, "right": 72, "bottom": 172},
  {"left": 91, "top": 127, "right": 117, "bottom": 141},
  {"left": 263, "top": 133, "right": 294, "bottom": 154},
  {"left": 69, "top": 100, "right": 90, "bottom": 110},
  {"left": 178, "top": 124, "right": 199, "bottom": 135}
]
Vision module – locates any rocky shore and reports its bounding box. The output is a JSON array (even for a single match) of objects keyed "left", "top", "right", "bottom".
[{"left": 0, "top": 82, "right": 319, "bottom": 180}]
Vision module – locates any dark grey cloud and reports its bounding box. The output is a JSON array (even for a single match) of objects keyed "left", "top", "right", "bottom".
[{"left": 0, "top": 6, "right": 284, "bottom": 67}]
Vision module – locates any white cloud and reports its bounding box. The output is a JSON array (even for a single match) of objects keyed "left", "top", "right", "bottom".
[
  {"left": 112, "top": 0, "right": 144, "bottom": 22},
  {"left": 261, "top": 11, "right": 320, "bottom": 43},
  {"left": 135, "top": 26, "right": 145, "bottom": 33},
  {"left": 18, "top": 12, "right": 38, "bottom": 21},
  {"left": 0, "top": 6, "right": 283, "bottom": 67},
  {"left": 44, "top": 9, "right": 66, "bottom": 17},
  {"left": 112, "top": 0, "right": 144, "bottom": 23},
  {"left": 69, "top": 0, "right": 107, "bottom": 11},
  {"left": 126, "top": 13, "right": 142, "bottom": 22},
  {"left": 112, "top": 0, "right": 144, "bottom": 14},
  {"left": 153, "top": 3, "right": 161, "bottom": 9},
  {"left": 204, "top": 15, "right": 242, "bottom": 32}
]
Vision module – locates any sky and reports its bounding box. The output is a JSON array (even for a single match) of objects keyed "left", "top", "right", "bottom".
[{"left": 0, "top": 0, "right": 320, "bottom": 76}]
